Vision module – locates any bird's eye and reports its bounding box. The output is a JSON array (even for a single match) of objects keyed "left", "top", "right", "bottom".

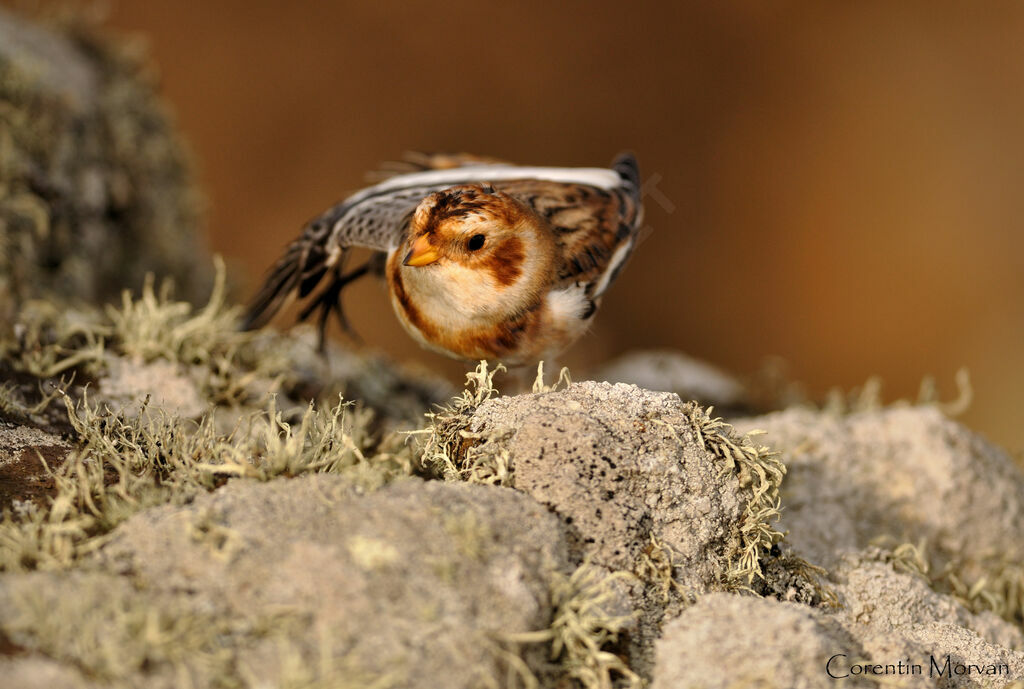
[{"left": 467, "top": 234, "right": 486, "bottom": 251}]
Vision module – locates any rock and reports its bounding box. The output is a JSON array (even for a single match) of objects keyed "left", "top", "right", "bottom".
[
  {"left": 466, "top": 382, "right": 748, "bottom": 592},
  {"left": 831, "top": 554, "right": 1024, "bottom": 666},
  {"left": 457, "top": 380, "right": 795, "bottom": 676},
  {"left": 652, "top": 593, "right": 871, "bottom": 689},
  {"left": 733, "top": 406, "right": 1024, "bottom": 575},
  {"left": 0, "top": 421, "right": 68, "bottom": 509},
  {"left": 0, "top": 475, "right": 571, "bottom": 689},
  {"left": 653, "top": 554, "right": 1024, "bottom": 689},
  {"left": 0, "top": 6, "right": 207, "bottom": 316},
  {"left": 97, "top": 355, "right": 205, "bottom": 419}
]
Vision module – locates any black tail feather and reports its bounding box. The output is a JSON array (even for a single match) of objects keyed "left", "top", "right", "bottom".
[
  {"left": 241, "top": 244, "right": 304, "bottom": 331},
  {"left": 612, "top": 152, "right": 641, "bottom": 201}
]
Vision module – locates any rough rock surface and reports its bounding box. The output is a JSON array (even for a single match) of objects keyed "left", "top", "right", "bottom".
[
  {"left": 467, "top": 382, "right": 748, "bottom": 592},
  {"left": 463, "top": 381, "right": 760, "bottom": 676},
  {"left": 733, "top": 406, "right": 1024, "bottom": 571},
  {"left": 832, "top": 555, "right": 1024, "bottom": 672},
  {"left": 653, "top": 553, "right": 1024, "bottom": 689},
  {"left": 0, "top": 421, "right": 68, "bottom": 507},
  {"left": 1, "top": 476, "right": 571, "bottom": 689},
  {"left": 97, "top": 355, "right": 206, "bottom": 419},
  {"left": 652, "top": 593, "right": 873, "bottom": 689}
]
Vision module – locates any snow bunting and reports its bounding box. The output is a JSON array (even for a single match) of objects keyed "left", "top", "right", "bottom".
[{"left": 244, "top": 153, "right": 644, "bottom": 365}]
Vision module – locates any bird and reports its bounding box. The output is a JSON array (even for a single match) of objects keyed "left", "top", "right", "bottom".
[{"left": 243, "top": 152, "right": 644, "bottom": 366}]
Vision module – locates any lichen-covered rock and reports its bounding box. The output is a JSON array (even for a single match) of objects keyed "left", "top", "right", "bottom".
[
  {"left": 454, "top": 380, "right": 797, "bottom": 677},
  {"left": 732, "top": 407, "right": 1024, "bottom": 598},
  {"left": 1, "top": 476, "right": 572, "bottom": 689},
  {"left": 97, "top": 355, "right": 206, "bottom": 419},
  {"left": 465, "top": 381, "right": 749, "bottom": 594},
  {"left": 831, "top": 554, "right": 1024, "bottom": 667},
  {"left": 0, "top": 6, "right": 207, "bottom": 316},
  {"left": 275, "top": 324, "right": 455, "bottom": 429},
  {"left": 653, "top": 554, "right": 1024, "bottom": 689}
]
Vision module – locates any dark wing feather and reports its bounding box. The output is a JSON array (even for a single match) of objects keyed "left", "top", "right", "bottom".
[
  {"left": 497, "top": 152, "right": 643, "bottom": 297},
  {"left": 241, "top": 193, "right": 411, "bottom": 337}
]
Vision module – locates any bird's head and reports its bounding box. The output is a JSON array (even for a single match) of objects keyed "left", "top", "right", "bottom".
[{"left": 398, "top": 185, "right": 556, "bottom": 319}]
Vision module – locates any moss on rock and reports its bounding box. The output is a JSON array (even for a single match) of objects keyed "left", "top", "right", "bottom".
[{"left": 0, "top": 6, "right": 207, "bottom": 317}]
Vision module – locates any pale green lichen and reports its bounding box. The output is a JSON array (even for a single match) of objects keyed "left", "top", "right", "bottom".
[
  {"left": 443, "top": 510, "right": 495, "bottom": 562},
  {"left": 2, "top": 571, "right": 399, "bottom": 689},
  {"left": 947, "top": 561, "right": 1024, "bottom": 626},
  {"left": 502, "top": 563, "right": 642, "bottom": 689},
  {"left": 105, "top": 255, "right": 290, "bottom": 405},
  {"left": 417, "top": 360, "right": 505, "bottom": 481},
  {"left": 0, "top": 376, "right": 67, "bottom": 425},
  {"left": 873, "top": 539, "right": 931, "bottom": 580},
  {"left": 0, "top": 298, "right": 107, "bottom": 379},
  {"left": 1, "top": 256, "right": 291, "bottom": 410},
  {"left": 869, "top": 537, "right": 1024, "bottom": 627},
  {"left": 634, "top": 533, "right": 685, "bottom": 604},
  {"left": 420, "top": 360, "right": 572, "bottom": 486},
  {"left": 531, "top": 360, "right": 573, "bottom": 394},
  {"left": 683, "top": 405, "right": 785, "bottom": 586},
  {"left": 679, "top": 405, "right": 837, "bottom": 606},
  {"left": 254, "top": 635, "right": 402, "bottom": 689},
  {"left": 822, "top": 369, "right": 973, "bottom": 417},
  {"left": 0, "top": 389, "right": 399, "bottom": 573},
  {"left": 2, "top": 575, "right": 237, "bottom": 683}
]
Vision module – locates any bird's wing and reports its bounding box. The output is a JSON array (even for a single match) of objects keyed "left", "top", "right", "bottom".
[
  {"left": 366, "top": 151, "right": 514, "bottom": 182},
  {"left": 497, "top": 153, "right": 644, "bottom": 301},
  {"left": 243, "top": 157, "right": 638, "bottom": 344}
]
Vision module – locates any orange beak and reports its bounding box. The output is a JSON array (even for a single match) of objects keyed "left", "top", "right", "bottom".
[{"left": 403, "top": 235, "right": 440, "bottom": 267}]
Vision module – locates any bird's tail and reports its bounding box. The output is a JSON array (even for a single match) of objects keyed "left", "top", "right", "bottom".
[
  {"left": 612, "top": 152, "right": 641, "bottom": 203},
  {"left": 611, "top": 152, "right": 644, "bottom": 235}
]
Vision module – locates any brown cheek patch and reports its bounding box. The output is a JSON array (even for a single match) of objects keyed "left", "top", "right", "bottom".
[
  {"left": 485, "top": 236, "right": 524, "bottom": 287},
  {"left": 387, "top": 259, "right": 436, "bottom": 339}
]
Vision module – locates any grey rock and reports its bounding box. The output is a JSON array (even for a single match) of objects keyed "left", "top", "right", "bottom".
[
  {"left": 97, "top": 355, "right": 206, "bottom": 419},
  {"left": 654, "top": 555, "right": 1024, "bottom": 689},
  {"left": 652, "top": 593, "right": 872, "bottom": 689},
  {"left": 467, "top": 381, "right": 746, "bottom": 595},
  {"left": 34, "top": 475, "right": 570, "bottom": 688},
  {"left": 463, "top": 381, "right": 761, "bottom": 677},
  {"left": 733, "top": 406, "right": 1024, "bottom": 572},
  {"left": 0, "top": 6, "right": 208, "bottom": 314}
]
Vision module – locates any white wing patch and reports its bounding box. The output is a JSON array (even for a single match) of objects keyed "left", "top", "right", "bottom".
[
  {"left": 592, "top": 238, "right": 635, "bottom": 299},
  {"left": 547, "top": 282, "right": 591, "bottom": 322},
  {"left": 353, "top": 165, "right": 622, "bottom": 200}
]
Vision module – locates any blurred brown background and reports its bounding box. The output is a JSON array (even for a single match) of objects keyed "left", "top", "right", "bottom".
[{"left": 71, "top": 1, "right": 1024, "bottom": 449}]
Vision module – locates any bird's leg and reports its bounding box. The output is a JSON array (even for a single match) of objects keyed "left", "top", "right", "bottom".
[{"left": 298, "top": 260, "right": 374, "bottom": 351}]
